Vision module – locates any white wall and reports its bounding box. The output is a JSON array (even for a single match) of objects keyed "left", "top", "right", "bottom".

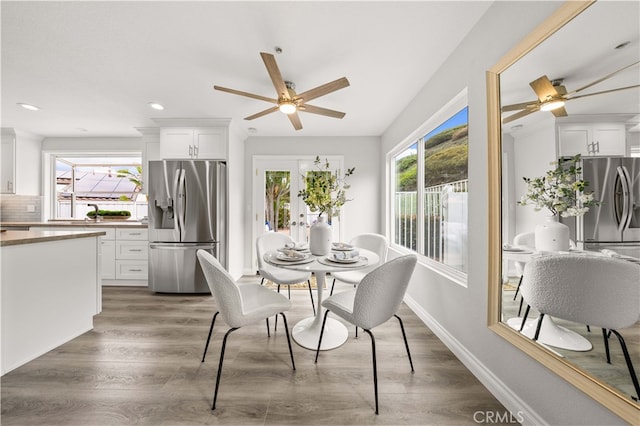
[
  {"left": 381, "top": 1, "right": 624, "bottom": 425},
  {"left": 242, "top": 136, "right": 381, "bottom": 274},
  {"left": 512, "top": 117, "right": 557, "bottom": 236},
  {"left": 226, "top": 122, "right": 246, "bottom": 279}
]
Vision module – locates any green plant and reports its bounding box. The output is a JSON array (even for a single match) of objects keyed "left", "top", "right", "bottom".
[
  {"left": 518, "top": 154, "right": 598, "bottom": 217},
  {"left": 87, "top": 210, "right": 131, "bottom": 217},
  {"left": 117, "top": 166, "right": 143, "bottom": 201},
  {"left": 298, "top": 156, "right": 355, "bottom": 218}
]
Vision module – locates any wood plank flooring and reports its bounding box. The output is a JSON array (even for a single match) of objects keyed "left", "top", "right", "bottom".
[{"left": 2, "top": 277, "right": 513, "bottom": 425}]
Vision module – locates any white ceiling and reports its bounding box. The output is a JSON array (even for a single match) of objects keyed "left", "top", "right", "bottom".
[
  {"left": 499, "top": 1, "right": 640, "bottom": 134},
  {"left": 1, "top": 1, "right": 494, "bottom": 138}
]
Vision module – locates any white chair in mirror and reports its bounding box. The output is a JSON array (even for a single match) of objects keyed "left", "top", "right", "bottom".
[
  {"left": 330, "top": 233, "right": 388, "bottom": 296},
  {"left": 519, "top": 254, "right": 640, "bottom": 401}
]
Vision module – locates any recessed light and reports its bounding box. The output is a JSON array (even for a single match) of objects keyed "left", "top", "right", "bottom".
[
  {"left": 148, "top": 102, "right": 164, "bottom": 110},
  {"left": 17, "top": 103, "right": 40, "bottom": 111}
]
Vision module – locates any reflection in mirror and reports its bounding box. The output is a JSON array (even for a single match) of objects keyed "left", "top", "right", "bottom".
[{"left": 488, "top": 1, "right": 640, "bottom": 422}]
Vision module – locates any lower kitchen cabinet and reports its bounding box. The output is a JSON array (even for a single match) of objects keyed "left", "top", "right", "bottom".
[{"left": 114, "top": 229, "right": 148, "bottom": 282}]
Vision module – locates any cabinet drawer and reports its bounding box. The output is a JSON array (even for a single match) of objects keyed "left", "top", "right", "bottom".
[
  {"left": 116, "top": 229, "right": 148, "bottom": 241},
  {"left": 116, "top": 260, "right": 148, "bottom": 280},
  {"left": 116, "top": 241, "right": 148, "bottom": 259}
]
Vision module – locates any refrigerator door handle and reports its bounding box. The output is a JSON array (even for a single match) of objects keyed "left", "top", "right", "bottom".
[
  {"left": 177, "top": 168, "right": 187, "bottom": 238},
  {"left": 616, "top": 166, "right": 632, "bottom": 233}
]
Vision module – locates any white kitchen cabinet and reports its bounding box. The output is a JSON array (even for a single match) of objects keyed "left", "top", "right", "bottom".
[
  {"left": 160, "top": 127, "right": 227, "bottom": 160},
  {"left": 1, "top": 129, "right": 16, "bottom": 194},
  {"left": 557, "top": 123, "right": 626, "bottom": 157},
  {"left": 115, "top": 228, "right": 148, "bottom": 280}
]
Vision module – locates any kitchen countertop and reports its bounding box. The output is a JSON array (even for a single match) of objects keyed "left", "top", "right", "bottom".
[
  {"left": 1, "top": 221, "right": 148, "bottom": 229},
  {"left": 0, "top": 230, "right": 107, "bottom": 247}
]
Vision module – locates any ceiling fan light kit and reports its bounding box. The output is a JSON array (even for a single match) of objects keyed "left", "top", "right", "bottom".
[
  {"left": 540, "top": 98, "right": 566, "bottom": 112},
  {"left": 213, "top": 52, "right": 350, "bottom": 130}
]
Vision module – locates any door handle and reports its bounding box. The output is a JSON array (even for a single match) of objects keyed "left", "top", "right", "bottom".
[{"left": 291, "top": 221, "right": 297, "bottom": 226}]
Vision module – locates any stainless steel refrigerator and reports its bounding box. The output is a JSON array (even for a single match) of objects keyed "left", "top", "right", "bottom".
[
  {"left": 148, "top": 160, "right": 227, "bottom": 293},
  {"left": 565, "top": 156, "right": 640, "bottom": 258}
]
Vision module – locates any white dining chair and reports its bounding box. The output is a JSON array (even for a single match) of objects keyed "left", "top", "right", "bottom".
[
  {"left": 519, "top": 254, "right": 640, "bottom": 401},
  {"left": 256, "top": 232, "right": 316, "bottom": 316},
  {"left": 315, "top": 254, "right": 418, "bottom": 414},
  {"left": 196, "top": 250, "right": 296, "bottom": 410},
  {"left": 330, "top": 233, "right": 388, "bottom": 296}
]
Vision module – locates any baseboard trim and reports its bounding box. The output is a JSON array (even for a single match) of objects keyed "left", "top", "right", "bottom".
[{"left": 403, "top": 294, "right": 547, "bottom": 426}]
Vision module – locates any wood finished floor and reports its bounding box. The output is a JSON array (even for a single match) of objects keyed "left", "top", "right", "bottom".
[{"left": 2, "top": 278, "right": 513, "bottom": 426}]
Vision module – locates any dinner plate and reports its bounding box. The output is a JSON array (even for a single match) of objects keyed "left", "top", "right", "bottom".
[
  {"left": 326, "top": 254, "right": 361, "bottom": 264},
  {"left": 503, "top": 248, "right": 531, "bottom": 253},
  {"left": 332, "top": 242, "right": 353, "bottom": 251},
  {"left": 277, "top": 252, "right": 310, "bottom": 262}
]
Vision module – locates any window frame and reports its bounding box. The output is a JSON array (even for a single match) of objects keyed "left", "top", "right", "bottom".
[{"left": 388, "top": 88, "right": 469, "bottom": 287}]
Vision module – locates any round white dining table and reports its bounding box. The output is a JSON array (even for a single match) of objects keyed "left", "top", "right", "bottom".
[{"left": 264, "top": 248, "right": 379, "bottom": 350}]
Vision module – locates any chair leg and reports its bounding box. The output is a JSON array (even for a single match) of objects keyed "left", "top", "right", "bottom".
[
  {"left": 279, "top": 312, "right": 296, "bottom": 370},
  {"left": 609, "top": 329, "right": 640, "bottom": 401},
  {"left": 513, "top": 275, "right": 523, "bottom": 300},
  {"left": 314, "top": 310, "right": 331, "bottom": 363},
  {"left": 307, "top": 280, "right": 316, "bottom": 316},
  {"left": 274, "top": 285, "right": 282, "bottom": 332},
  {"left": 533, "top": 313, "right": 545, "bottom": 341},
  {"left": 260, "top": 277, "right": 265, "bottom": 285},
  {"left": 211, "top": 327, "right": 239, "bottom": 410},
  {"left": 517, "top": 296, "right": 524, "bottom": 317},
  {"left": 394, "top": 314, "right": 414, "bottom": 372},
  {"left": 519, "top": 305, "right": 530, "bottom": 332},
  {"left": 363, "top": 329, "right": 379, "bottom": 415},
  {"left": 330, "top": 278, "right": 336, "bottom": 296},
  {"left": 202, "top": 311, "right": 219, "bottom": 362},
  {"left": 266, "top": 318, "right": 271, "bottom": 338},
  {"left": 602, "top": 328, "right": 611, "bottom": 364}
]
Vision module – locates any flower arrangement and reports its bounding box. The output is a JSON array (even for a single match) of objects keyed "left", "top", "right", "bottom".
[
  {"left": 518, "top": 154, "right": 598, "bottom": 218},
  {"left": 298, "top": 156, "right": 355, "bottom": 218}
]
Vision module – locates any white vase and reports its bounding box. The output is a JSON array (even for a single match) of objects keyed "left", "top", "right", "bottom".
[
  {"left": 534, "top": 215, "right": 570, "bottom": 252},
  {"left": 309, "top": 216, "right": 332, "bottom": 255}
]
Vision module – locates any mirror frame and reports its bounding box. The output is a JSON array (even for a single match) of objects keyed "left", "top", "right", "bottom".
[{"left": 486, "top": 1, "right": 638, "bottom": 422}]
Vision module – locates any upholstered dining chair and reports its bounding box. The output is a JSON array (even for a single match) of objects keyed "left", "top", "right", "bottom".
[
  {"left": 315, "top": 254, "right": 418, "bottom": 414},
  {"left": 256, "top": 232, "right": 316, "bottom": 316},
  {"left": 196, "top": 250, "right": 296, "bottom": 410},
  {"left": 330, "top": 233, "right": 388, "bottom": 296},
  {"left": 519, "top": 254, "right": 640, "bottom": 401}
]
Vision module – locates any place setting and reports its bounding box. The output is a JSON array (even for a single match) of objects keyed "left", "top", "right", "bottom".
[{"left": 319, "top": 245, "right": 368, "bottom": 267}]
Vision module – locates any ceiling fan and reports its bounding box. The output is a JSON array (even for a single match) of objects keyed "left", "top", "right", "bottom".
[
  {"left": 213, "top": 52, "right": 350, "bottom": 131},
  {"left": 501, "top": 61, "right": 639, "bottom": 124}
]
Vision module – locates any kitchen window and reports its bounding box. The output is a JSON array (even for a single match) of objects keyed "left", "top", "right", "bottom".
[
  {"left": 51, "top": 155, "right": 147, "bottom": 220},
  {"left": 391, "top": 90, "right": 468, "bottom": 282}
]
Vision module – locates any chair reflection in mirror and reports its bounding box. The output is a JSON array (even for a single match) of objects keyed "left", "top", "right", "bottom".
[{"left": 519, "top": 254, "right": 640, "bottom": 401}]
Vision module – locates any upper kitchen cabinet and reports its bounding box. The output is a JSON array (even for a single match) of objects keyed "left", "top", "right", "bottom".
[
  {"left": 159, "top": 125, "right": 228, "bottom": 160},
  {"left": 1, "top": 129, "right": 16, "bottom": 194},
  {"left": 557, "top": 122, "right": 626, "bottom": 157}
]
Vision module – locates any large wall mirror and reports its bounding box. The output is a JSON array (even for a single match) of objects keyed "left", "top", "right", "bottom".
[{"left": 487, "top": 1, "right": 639, "bottom": 422}]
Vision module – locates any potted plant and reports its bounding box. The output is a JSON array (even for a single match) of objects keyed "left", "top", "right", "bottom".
[
  {"left": 298, "top": 156, "right": 355, "bottom": 255},
  {"left": 518, "top": 154, "right": 597, "bottom": 251}
]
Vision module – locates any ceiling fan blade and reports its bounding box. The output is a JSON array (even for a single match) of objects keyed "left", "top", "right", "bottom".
[
  {"left": 502, "top": 107, "right": 539, "bottom": 124},
  {"left": 296, "top": 77, "right": 350, "bottom": 103},
  {"left": 299, "top": 104, "right": 346, "bottom": 119},
  {"left": 566, "top": 84, "right": 640, "bottom": 101},
  {"left": 260, "top": 52, "right": 290, "bottom": 100},
  {"left": 214, "top": 86, "right": 277, "bottom": 104},
  {"left": 288, "top": 111, "right": 303, "bottom": 130},
  {"left": 501, "top": 101, "right": 539, "bottom": 112},
  {"left": 529, "top": 75, "right": 559, "bottom": 102},
  {"left": 244, "top": 106, "right": 279, "bottom": 120},
  {"left": 551, "top": 106, "right": 568, "bottom": 118},
  {"left": 567, "top": 61, "right": 640, "bottom": 96}
]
